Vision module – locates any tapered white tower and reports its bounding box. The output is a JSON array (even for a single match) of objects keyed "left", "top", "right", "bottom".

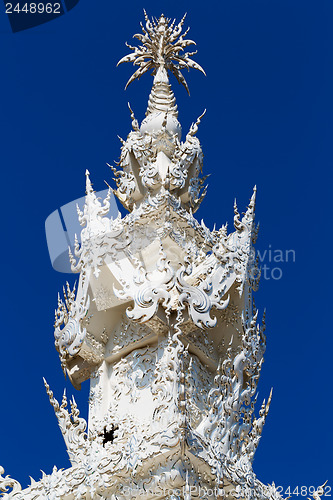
[{"left": 0, "top": 12, "right": 326, "bottom": 500}]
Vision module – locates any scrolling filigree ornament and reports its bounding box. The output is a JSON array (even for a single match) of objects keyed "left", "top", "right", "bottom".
[
  {"left": 195, "top": 302, "right": 270, "bottom": 464},
  {"left": 54, "top": 282, "right": 90, "bottom": 372},
  {"left": 114, "top": 243, "right": 174, "bottom": 322},
  {"left": 176, "top": 252, "right": 230, "bottom": 329},
  {"left": 69, "top": 171, "right": 131, "bottom": 278},
  {"left": 111, "top": 108, "right": 208, "bottom": 214},
  {"left": 43, "top": 379, "right": 88, "bottom": 465},
  {"left": 112, "top": 188, "right": 260, "bottom": 330}
]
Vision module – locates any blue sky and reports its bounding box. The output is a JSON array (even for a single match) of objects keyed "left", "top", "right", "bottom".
[{"left": 0, "top": 0, "right": 332, "bottom": 494}]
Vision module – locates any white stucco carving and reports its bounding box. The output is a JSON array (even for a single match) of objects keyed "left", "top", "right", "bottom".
[{"left": 1, "top": 12, "right": 323, "bottom": 500}]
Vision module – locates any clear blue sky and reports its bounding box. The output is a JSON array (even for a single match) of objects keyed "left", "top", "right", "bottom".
[{"left": 0, "top": 0, "right": 332, "bottom": 494}]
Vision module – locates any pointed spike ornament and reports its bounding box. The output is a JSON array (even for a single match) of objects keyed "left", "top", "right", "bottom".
[
  {"left": 85, "top": 169, "right": 93, "bottom": 194},
  {"left": 188, "top": 109, "right": 206, "bottom": 137},
  {"left": 234, "top": 198, "right": 241, "bottom": 228},
  {"left": 243, "top": 185, "right": 257, "bottom": 221},
  {"left": 127, "top": 102, "right": 139, "bottom": 131}
]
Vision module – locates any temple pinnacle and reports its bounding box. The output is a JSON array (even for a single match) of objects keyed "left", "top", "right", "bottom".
[{"left": 117, "top": 11, "right": 206, "bottom": 94}]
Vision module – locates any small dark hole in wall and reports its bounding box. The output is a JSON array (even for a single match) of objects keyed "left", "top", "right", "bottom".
[{"left": 102, "top": 424, "right": 118, "bottom": 446}]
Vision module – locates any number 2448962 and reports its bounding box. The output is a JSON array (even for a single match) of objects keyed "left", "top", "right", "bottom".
[{"left": 6, "top": 3, "right": 61, "bottom": 14}]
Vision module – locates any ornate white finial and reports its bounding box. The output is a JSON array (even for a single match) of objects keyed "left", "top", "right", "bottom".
[
  {"left": 117, "top": 11, "right": 206, "bottom": 94},
  {"left": 85, "top": 169, "right": 93, "bottom": 194}
]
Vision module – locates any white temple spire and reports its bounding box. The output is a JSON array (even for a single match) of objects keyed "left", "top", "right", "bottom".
[
  {"left": 117, "top": 11, "right": 206, "bottom": 139},
  {"left": 0, "top": 12, "right": 321, "bottom": 500}
]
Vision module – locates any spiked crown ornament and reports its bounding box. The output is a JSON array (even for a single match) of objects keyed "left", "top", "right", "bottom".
[{"left": 117, "top": 11, "right": 206, "bottom": 93}]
